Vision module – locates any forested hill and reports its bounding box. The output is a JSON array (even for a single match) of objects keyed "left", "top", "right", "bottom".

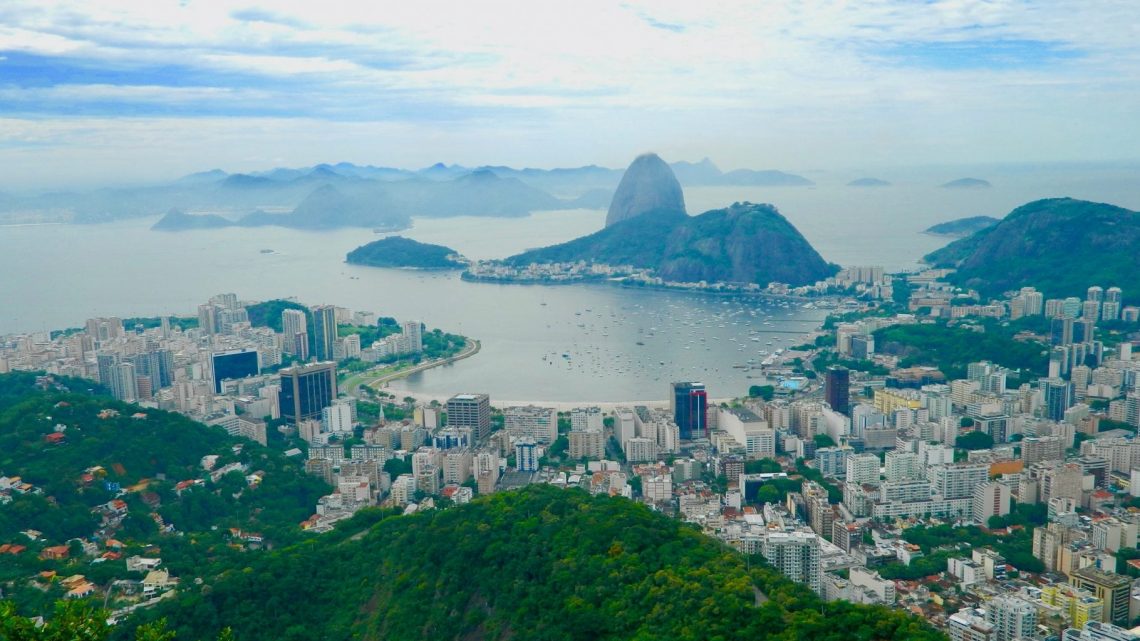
[
  {"left": 126, "top": 485, "right": 946, "bottom": 641},
  {"left": 923, "top": 198, "right": 1140, "bottom": 298},
  {"left": 0, "top": 372, "right": 328, "bottom": 616}
]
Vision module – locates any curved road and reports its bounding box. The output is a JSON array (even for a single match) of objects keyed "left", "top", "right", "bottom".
[{"left": 346, "top": 339, "right": 481, "bottom": 398}]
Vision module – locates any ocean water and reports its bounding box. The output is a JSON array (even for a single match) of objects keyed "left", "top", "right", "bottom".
[{"left": 3, "top": 164, "right": 1138, "bottom": 400}]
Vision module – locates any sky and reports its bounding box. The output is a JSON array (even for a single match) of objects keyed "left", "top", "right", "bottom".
[{"left": 1, "top": 0, "right": 1138, "bottom": 189}]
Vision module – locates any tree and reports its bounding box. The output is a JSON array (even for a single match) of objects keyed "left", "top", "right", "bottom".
[
  {"left": 813, "top": 434, "right": 836, "bottom": 448},
  {"left": 748, "top": 385, "right": 775, "bottom": 401},
  {"left": 755, "top": 485, "right": 780, "bottom": 505},
  {"left": 383, "top": 457, "right": 412, "bottom": 478},
  {"left": 956, "top": 431, "right": 994, "bottom": 451}
]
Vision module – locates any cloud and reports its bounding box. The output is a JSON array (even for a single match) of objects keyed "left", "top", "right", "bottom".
[{"left": 0, "top": 0, "right": 1137, "bottom": 186}]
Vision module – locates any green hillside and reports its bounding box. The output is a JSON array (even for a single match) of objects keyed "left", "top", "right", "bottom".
[
  {"left": 924, "top": 198, "right": 1140, "bottom": 298},
  {"left": 0, "top": 372, "right": 328, "bottom": 616},
  {"left": 125, "top": 485, "right": 945, "bottom": 641}
]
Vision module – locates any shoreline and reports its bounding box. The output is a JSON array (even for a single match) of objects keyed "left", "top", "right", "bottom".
[
  {"left": 380, "top": 390, "right": 742, "bottom": 412},
  {"left": 461, "top": 272, "right": 835, "bottom": 303},
  {"left": 363, "top": 338, "right": 482, "bottom": 394}
]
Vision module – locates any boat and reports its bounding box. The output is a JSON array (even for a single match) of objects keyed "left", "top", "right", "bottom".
[
  {"left": 259, "top": 249, "right": 274, "bottom": 254},
  {"left": 636, "top": 341, "right": 645, "bottom": 346}
]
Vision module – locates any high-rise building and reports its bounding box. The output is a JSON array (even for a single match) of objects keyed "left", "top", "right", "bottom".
[
  {"left": 1022, "top": 436, "right": 1064, "bottom": 465},
  {"left": 281, "top": 309, "right": 308, "bottom": 356},
  {"left": 111, "top": 361, "right": 139, "bottom": 402},
  {"left": 845, "top": 453, "right": 880, "bottom": 486},
  {"left": 503, "top": 405, "right": 556, "bottom": 443},
  {"left": 1070, "top": 568, "right": 1132, "bottom": 626},
  {"left": 515, "top": 437, "right": 538, "bottom": 472},
  {"left": 568, "top": 428, "right": 605, "bottom": 459},
  {"left": 670, "top": 382, "right": 708, "bottom": 440},
  {"left": 825, "top": 367, "right": 850, "bottom": 415},
  {"left": 311, "top": 305, "right": 338, "bottom": 362},
  {"left": 1052, "top": 317, "right": 1075, "bottom": 346},
  {"left": 1021, "top": 288, "right": 1045, "bottom": 316},
  {"left": 402, "top": 320, "right": 423, "bottom": 354},
  {"left": 929, "top": 462, "right": 989, "bottom": 499},
  {"left": 447, "top": 393, "right": 492, "bottom": 441},
  {"left": 211, "top": 349, "right": 260, "bottom": 394},
  {"left": 278, "top": 361, "right": 338, "bottom": 425},
  {"left": 198, "top": 304, "right": 219, "bottom": 335},
  {"left": 321, "top": 399, "right": 354, "bottom": 433},
  {"left": 760, "top": 531, "right": 822, "bottom": 595},
  {"left": 985, "top": 596, "right": 1038, "bottom": 641},
  {"left": 1102, "top": 288, "right": 1124, "bottom": 322},
  {"left": 1063, "top": 297, "right": 1083, "bottom": 319},
  {"left": 884, "top": 450, "right": 920, "bottom": 482},
  {"left": 972, "top": 481, "right": 1010, "bottom": 524},
  {"left": 948, "top": 610, "right": 995, "bottom": 641},
  {"left": 1043, "top": 378, "right": 1075, "bottom": 421}
]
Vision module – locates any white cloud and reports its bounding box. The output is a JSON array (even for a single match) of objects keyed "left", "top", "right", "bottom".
[{"left": 0, "top": 0, "right": 1138, "bottom": 186}]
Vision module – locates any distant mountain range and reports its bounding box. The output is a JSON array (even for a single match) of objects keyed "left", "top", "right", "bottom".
[
  {"left": 0, "top": 158, "right": 819, "bottom": 231},
  {"left": 924, "top": 198, "right": 1140, "bottom": 298}
]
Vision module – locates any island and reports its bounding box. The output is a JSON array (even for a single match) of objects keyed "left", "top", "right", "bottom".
[
  {"left": 464, "top": 154, "right": 838, "bottom": 290},
  {"left": 346, "top": 235, "right": 468, "bottom": 269},
  {"left": 923, "top": 215, "right": 1000, "bottom": 237},
  {"left": 940, "top": 177, "right": 992, "bottom": 189},
  {"left": 847, "top": 177, "right": 891, "bottom": 187}
]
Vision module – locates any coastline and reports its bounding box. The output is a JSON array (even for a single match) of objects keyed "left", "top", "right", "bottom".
[
  {"left": 461, "top": 271, "right": 835, "bottom": 303},
  {"left": 362, "top": 338, "right": 482, "bottom": 394},
  {"left": 379, "top": 392, "right": 746, "bottom": 413}
]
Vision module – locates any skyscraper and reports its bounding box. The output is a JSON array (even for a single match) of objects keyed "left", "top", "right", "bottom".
[
  {"left": 447, "top": 393, "right": 492, "bottom": 441},
  {"left": 111, "top": 361, "right": 139, "bottom": 402},
  {"left": 670, "top": 382, "right": 708, "bottom": 440},
  {"left": 281, "top": 308, "right": 308, "bottom": 355},
  {"left": 278, "top": 361, "right": 338, "bottom": 425},
  {"left": 825, "top": 367, "right": 850, "bottom": 415},
  {"left": 311, "top": 305, "right": 337, "bottom": 362},
  {"left": 1103, "top": 287, "right": 1123, "bottom": 321},
  {"left": 1043, "top": 378, "right": 1075, "bottom": 421}
]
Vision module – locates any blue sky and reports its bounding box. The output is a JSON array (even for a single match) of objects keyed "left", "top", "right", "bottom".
[{"left": 0, "top": 0, "right": 1137, "bottom": 188}]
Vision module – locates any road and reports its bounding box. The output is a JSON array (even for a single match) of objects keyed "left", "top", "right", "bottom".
[{"left": 347, "top": 339, "right": 481, "bottom": 397}]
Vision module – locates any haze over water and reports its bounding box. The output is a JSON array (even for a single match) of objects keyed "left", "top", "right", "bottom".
[{"left": 4, "top": 166, "right": 1139, "bottom": 401}]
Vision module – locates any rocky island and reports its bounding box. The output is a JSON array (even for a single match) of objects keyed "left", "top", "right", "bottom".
[
  {"left": 347, "top": 236, "right": 467, "bottom": 269},
  {"left": 466, "top": 153, "right": 838, "bottom": 289}
]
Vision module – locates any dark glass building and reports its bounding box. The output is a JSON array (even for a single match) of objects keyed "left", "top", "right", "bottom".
[
  {"left": 671, "top": 382, "right": 707, "bottom": 440},
  {"left": 825, "top": 367, "right": 850, "bottom": 415},
  {"left": 279, "top": 362, "right": 338, "bottom": 424},
  {"left": 311, "top": 305, "right": 337, "bottom": 362},
  {"left": 211, "top": 349, "right": 261, "bottom": 393}
]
